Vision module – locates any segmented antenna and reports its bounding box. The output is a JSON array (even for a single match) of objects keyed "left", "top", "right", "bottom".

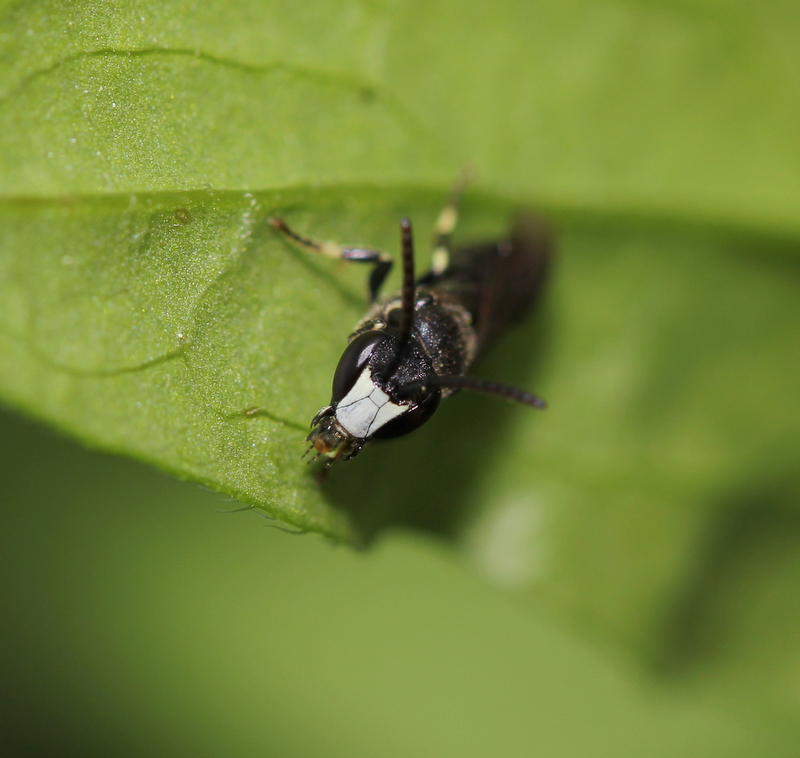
[
  {"left": 381, "top": 217, "right": 417, "bottom": 379},
  {"left": 403, "top": 375, "right": 547, "bottom": 409}
]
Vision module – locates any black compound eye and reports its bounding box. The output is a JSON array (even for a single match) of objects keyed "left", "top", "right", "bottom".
[
  {"left": 331, "top": 331, "right": 388, "bottom": 402},
  {"left": 371, "top": 388, "right": 441, "bottom": 439}
]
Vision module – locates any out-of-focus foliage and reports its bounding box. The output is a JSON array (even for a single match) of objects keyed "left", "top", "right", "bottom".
[{"left": 1, "top": 0, "right": 799, "bottom": 727}]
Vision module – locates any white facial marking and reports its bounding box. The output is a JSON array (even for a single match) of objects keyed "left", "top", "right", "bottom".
[
  {"left": 335, "top": 368, "right": 408, "bottom": 439},
  {"left": 371, "top": 399, "right": 407, "bottom": 431}
]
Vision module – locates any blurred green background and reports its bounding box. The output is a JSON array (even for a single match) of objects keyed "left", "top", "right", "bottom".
[
  {"left": 1, "top": 409, "right": 796, "bottom": 757},
  {"left": 2, "top": 0, "right": 800, "bottom": 754}
]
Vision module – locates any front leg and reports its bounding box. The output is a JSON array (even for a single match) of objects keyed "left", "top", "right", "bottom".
[{"left": 269, "top": 217, "right": 393, "bottom": 302}]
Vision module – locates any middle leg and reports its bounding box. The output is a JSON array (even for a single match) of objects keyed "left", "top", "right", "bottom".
[{"left": 430, "top": 167, "right": 474, "bottom": 275}]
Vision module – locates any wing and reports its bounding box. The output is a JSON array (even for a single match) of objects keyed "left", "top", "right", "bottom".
[{"left": 419, "top": 213, "right": 552, "bottom": 358}]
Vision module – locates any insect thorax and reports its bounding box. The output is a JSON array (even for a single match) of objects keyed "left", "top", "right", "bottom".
[{"left": 351, "top": 286, "right": 478, "bottom": 393}]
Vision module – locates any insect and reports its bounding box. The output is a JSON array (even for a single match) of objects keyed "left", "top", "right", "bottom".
[{"left": 269, "top": 181, "right": 551, "bottom": 465}]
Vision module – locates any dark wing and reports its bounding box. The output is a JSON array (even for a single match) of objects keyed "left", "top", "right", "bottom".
[{"left": 420, "top": 212, "right": 552, "bottom": 357}]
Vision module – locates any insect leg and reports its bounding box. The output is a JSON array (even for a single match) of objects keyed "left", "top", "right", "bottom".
[
  {"left": 269, "top": 216, "right": 393, "bottom": 301},
  {"left": 431, "top": 167, "right": 474, "bottom": 274}
]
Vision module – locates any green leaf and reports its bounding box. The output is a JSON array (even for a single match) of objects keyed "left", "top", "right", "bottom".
[{"left": 1, "top": 0, "right": 800, "bottom": 720}]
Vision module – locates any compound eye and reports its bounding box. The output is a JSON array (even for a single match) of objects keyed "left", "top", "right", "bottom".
[
  {"left": 331, "top": 331, "right": 388, "bottom": 402},
  {"left": 371, "top": 387, "right": 441, "bottom": 439}
]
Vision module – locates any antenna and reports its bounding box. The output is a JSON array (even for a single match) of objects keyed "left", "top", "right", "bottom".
[
  {"left": 381, "top": 217, "right": 416, "bottom": 380},
  {"left": 397, "top": 217, "right": 416, "bottom": 354},
  {"left": 402, "top": 375, "right": 547, "bottom": 409}
]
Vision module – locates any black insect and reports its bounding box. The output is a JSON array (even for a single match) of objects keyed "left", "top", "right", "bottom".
[{"left": 269, "top": 182, "right": 551, "bottom": 465}]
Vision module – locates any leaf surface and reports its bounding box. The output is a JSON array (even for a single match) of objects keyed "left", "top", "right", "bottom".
[{"left": 1, "top": 0, "right": 800, "bottom": 717}]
